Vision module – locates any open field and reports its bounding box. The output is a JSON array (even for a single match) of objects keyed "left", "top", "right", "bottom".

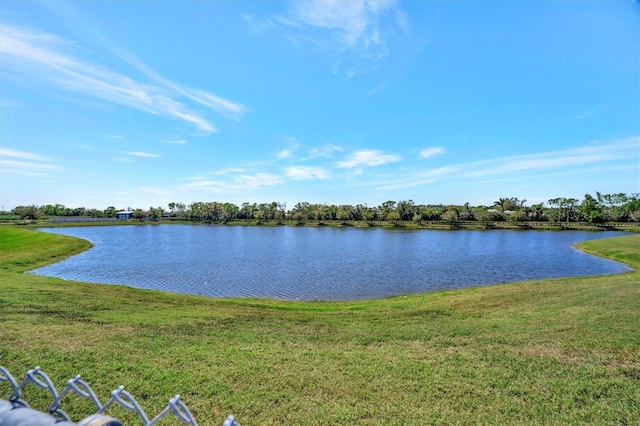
[{"left": 1, "top": 226, "right": 639, "bottom": 424}]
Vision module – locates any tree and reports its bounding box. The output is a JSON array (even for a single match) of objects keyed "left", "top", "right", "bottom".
[
  {"left": 600, "top": 192, "right": 629, "bottom": 222},
  {"left": 361, "top": 206, "right": 375, "bottom": 223},
  {"left": 493, "top": 197, "right": 523, "bottom": 218},
  {"left": 40, "top": 204, "right": 67, "bottom": 216},
  {"left": 580, "top": 194, "right": 603, "bottom": 223},
  {"left": 336, "top": 205, "right": 353, "bottom": 223},
  {"left": 205, "top": 202, "right": 224, "bottom": 222},
  {"left": 175, "top": 203, "right": 187, "bottom": 219},
  {"left": 15, "top": 205, "right": 41, "bottom": 222},
  {"left": 132, "top": 208, "right": 147, "bottom": 221},
  {"left": 493, "top": 198, "right": 510, "bottom": 217},
  {"left": 441, "top": 207, "right": 459, "bottom": 223},
  {"left": 460, "top": 202, "right": 474, "bottom": 220},
  {"left": 507, "top": 209, "right": 527, "bottom": 223},
  {"left": 189, "top": 202, "right": 207, "bottom": 222},
  {"left": 149, "top": 206, "right": 163, "bottom": 220},
  {"left": 529, "top": 203, "right": 545, "bottom": 221},
  {"left": 547, "top": 197, "right": 578, "bottom": 223},
  {"left": 379, "top": 201, "right": 397, "bottom": 221},
  {"left": 475, "top": 209, "right": 499, "bottom": 222},
  {"left": 276, "top": 202, "right": 287, "bottom": 222},
  {"left": 560, "top": 198, "right": 579, "bottom": 223},
  {"left": 254, "top": 209, "right": 265, "bottom": 224},
  {"left": 396, "top": 200, "right": 416, "bottom": 221},
  {"left": 291, "top": 202, "right": 312, "bottom": 223},
  {"left": 386, "top": 210, "right": 401, "bottom": 224},
  {"left": 103, "top": 206, "right": 118, "bottom": 218},
  {"left": 223, "top": 203, "right": 239, "bottom": 222},
  {"left": 313, "top": 204, "right": 327, "bottom": 222}
]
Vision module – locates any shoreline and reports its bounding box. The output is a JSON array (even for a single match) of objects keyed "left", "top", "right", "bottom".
[
  {"left": 1, "top": 226, "right": 639, "bottom": 423},
  {"left": 10, "top": 225, "right": 639, "bottom": 303},
  {"left": 10, "top": 218, "right": 640, "bottom": 233}
]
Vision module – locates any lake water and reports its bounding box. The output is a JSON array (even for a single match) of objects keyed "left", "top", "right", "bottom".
[{"left": 30, "top": 225, "right": 633, "bottom": 301}]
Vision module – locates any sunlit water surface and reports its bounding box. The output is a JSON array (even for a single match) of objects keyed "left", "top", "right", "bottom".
[{"left": 30, "top": 225, "right": 633, "bottom": 300}]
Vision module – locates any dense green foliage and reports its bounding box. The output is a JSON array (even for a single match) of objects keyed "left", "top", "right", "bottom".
[
  {"left": 8, "top": 192, "right": 640, "bottom": 224},
  {"left": 1, "top": 226, "right": 639, "bottom": 424}
]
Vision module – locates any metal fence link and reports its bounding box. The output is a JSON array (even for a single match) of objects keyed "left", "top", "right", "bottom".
[{"left": 1, "top": 366, "right": 240, "bottom": 426}]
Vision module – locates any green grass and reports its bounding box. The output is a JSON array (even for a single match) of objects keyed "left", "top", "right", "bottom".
[{"left": 1, "top": 226, "right": 639, "bottom": 425}]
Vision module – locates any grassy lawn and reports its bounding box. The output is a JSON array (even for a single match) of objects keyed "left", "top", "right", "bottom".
[{"left": 1, "top": 226, "right": 639, "bottom": 425}]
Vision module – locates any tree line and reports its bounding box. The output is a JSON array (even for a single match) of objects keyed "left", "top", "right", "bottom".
[{"left": 8, "top": 192, "right": 640, "bottom": 224}]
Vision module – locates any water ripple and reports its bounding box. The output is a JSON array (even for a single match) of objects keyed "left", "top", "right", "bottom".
[{"left": 29, "top": 225, "right": 633, "bottom": 301}]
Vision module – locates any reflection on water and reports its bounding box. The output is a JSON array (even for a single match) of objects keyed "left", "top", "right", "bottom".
[{"left": 30, "top": 225, "right": 632, "bottom": 301}]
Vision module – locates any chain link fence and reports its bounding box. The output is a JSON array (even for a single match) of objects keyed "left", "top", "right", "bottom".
[{"left": 0, "top": 366, "right": 239, "bottom": 426}]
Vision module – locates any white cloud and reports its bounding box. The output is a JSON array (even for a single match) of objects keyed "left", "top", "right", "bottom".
[
  {"left": 375, "top": 179, "right": 435, "bottom": 191},
  {"left": 463, "top": 137, "right": 639, "bottom": 178},
  {"left": 183, "top": 177, "right": 228, "bottom": 190},
  {"left": 1, "top": 25, "right": 246, "bottom": 133},
  {"left": 164, "top": 139, "right": 188, "bottom": 145},
  {"left": 0, "top": 147, "right": 55, "bottom": 163},
  {"left": 573, "top": 106, "right": 604, "bottom": 120},
  {"left": 113, "top": 157, "right": 134, "bottom": 163},
  {"left": 211, "top": 167, "right": 253, "bottom": 175},
  {"left": 307, "top": 144, "right": 344, "bottom": 159},
  {"left": 359, "top": 137, "right": 639, "bottom": 192},
  {"left": 285, "top": 166, "right": 329, "bottom": 180},
  {"left": 126, "top": 151, "right": 160, "bottom": 158},
  {"left": 286, "top": 0, "right": 399, "bottom": 49},
  {"left": 182, "top": 171, "right": 284, "bottom": 193},
  {"left": 0, "top": 148, "right": 59, "bottom": 175},
  {"left": 73, "top": 144, "right": 95, "bottom": 151},
  {"left": 1, "top": 160, "right": 59, "bottom": 171},
  {"left": 419, "top": 146, "right": 446, "bottom": 159},
  {"left": 270, "top": 0, "right": 409, "bottom": 76},
  {"left": 336, "top": 149, "right": 401, "bottom": 168},
  {"left": 278, "top": 149, "right": 294, "bottom": 159},
  {"left": 233, "top": 173, "right": 284, "bottom": 188}
]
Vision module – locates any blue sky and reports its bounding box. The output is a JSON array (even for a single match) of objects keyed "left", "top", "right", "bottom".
[{"left": 1, "top": 1, "right": 639, "bottom": 211}]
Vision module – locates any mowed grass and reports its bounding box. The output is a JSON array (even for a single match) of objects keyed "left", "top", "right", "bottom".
[{"left": 1, "top": 226, "right": 639, "bottom": 425}]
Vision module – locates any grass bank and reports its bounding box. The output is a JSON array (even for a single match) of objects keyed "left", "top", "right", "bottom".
[{"left": 1, "top": 226, "right": 639, "bottom": 424}]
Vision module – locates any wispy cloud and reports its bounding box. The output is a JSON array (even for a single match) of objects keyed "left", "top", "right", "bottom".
[
  {"left": 211, "top": 167, "right": 254, "bottom": 176},
  {"left": 573, "top": 106, "right": 604, "bottom": 120},
  {"left": 307, "top": 144, "right": 344, "bottom": 159},
  {"left": 126, "top": 151, "right": 160, "bottom": 158},
  {"left": 1, "top": 25, "right": 245, "bottom": 133},
  {"left": 285, "top": 166, "right": 329, "bottom": 180},
  {"left": 0, "top": 147, "right": 59, "bottom": 175},
  {"left": 278, "top": 149, "right": 295, "bottom": 159},
  {"left": 72, "top": 144, "right": 95, "bottom": 151},
  {"left": 234, "top": 173, "right": 284, "bottom": 188},
  {"left": 375, "top": 179, "right": 435, "bottom": 191},
  {"left": 113, "top": 157, "right": 134, "bottom": 163},
  {"left": 363, "top": 166, "right": 458, "bottom": 191},
  {"left": 463, "top": 137, "right": 638, "bottom": 178},
  {"left": 1, "top": 148, "right": 54, "bottom": 163},
  {"left": 259, "top": 0, "right": 409, "bottom": 76},
  {"left": 183, "top": 172, "right": 284, "bottom": 191},
  {"left": 182, "top": 177, "right": 229, "bottom": 190},
  {"left": 360, "top": 137, "right": 639, "bottom": 191},
  {"left": 419, "top": 146, "right": 446, "bottom": 159},
  {"left": 336, "top": 149, "right": 401, "bottom": 168},
  {"left": 164, "top": 139, "right": 188, "bottom": 145},
  {"left": 285, "top": 0, "right": 404, "bottom": 50}
]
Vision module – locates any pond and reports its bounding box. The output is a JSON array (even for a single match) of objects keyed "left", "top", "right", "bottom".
[{"left": 30, "top": 225, "right": 633, "bottom": 301}]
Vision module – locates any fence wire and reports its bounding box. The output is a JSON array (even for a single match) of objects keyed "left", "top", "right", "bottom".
[{"left": 0, "top": 366, "right": 239, "bottom": 426}]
